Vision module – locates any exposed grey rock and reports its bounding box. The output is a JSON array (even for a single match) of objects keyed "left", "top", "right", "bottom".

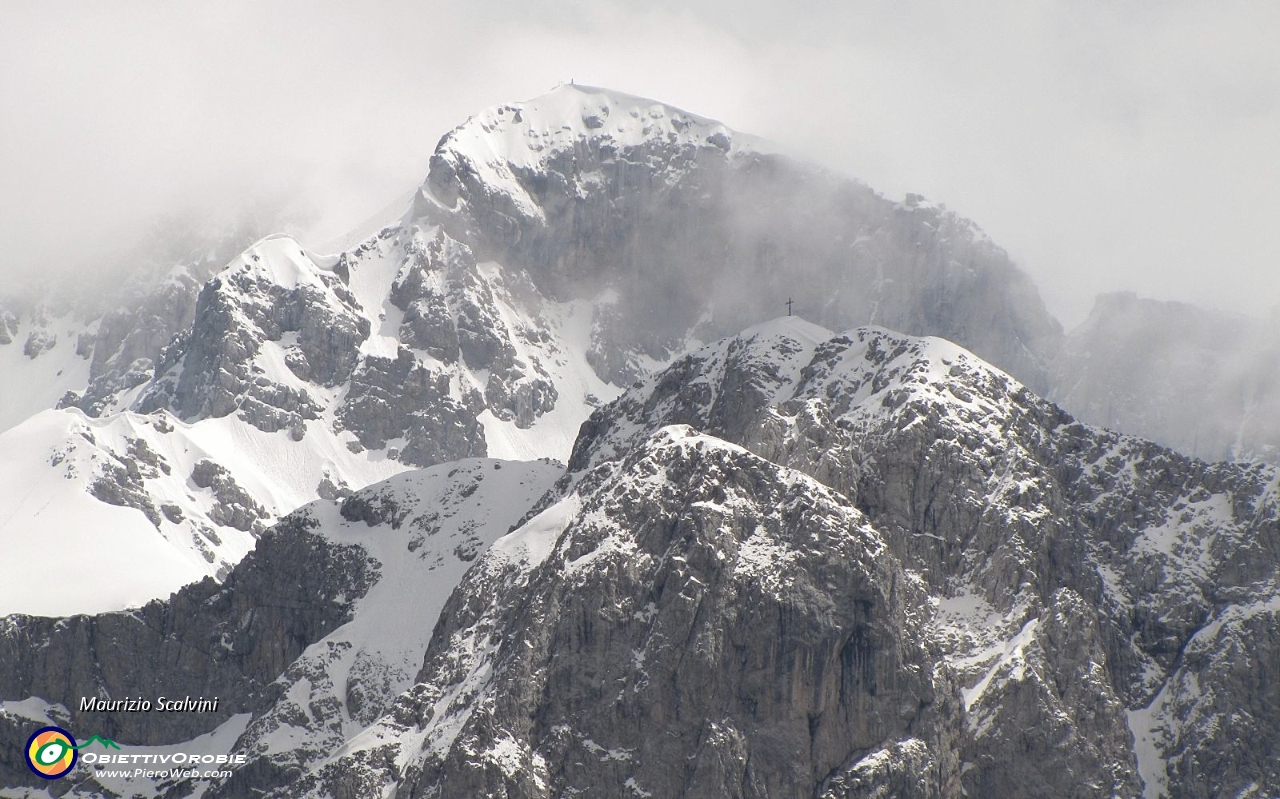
[
  {"left": 316, "top": 473, "right": 351, "bottom": 501},
  {"left": 89, "top": 455, "right": 162, "bottom": 528},
  {"left": 561, "top": 320, "right": 1279, "bottom": 797},
  {"left": 191, "top": 459, "right": 270, "bottom": 534},
  {"left": 161, "top": 503, "right": 185, "bottom": 524},
  {"left": 20, "top": 215, "right": 274, "bottom": 418},
  {"left": 22, "top": 329, "right": 56, "bottom": 359},
  {"left": 72, "top": 275, "right": 204, "bottom": 415},
  {"left": 189, "top": 459, "right": 563, "bottom": 799},
  {"left": 959, "top": 590, "right": 1141, "bottom": 798},
  {"left": 386, "top": 227, "right": 559, "bottom": 427},
  {"left": 337, "top": 347, "right": 486, "bottom": 466},
  {"left": 127, "top": 436, "right": 170, "bottom": 475},
  {"left": 303, "top": 427, "right": 961, "bottom": 799},
  {"left": 388, "top": 231, "right": 460, "bottom": 362},
  {"left": 162, "top": 241, "right": 369, "bottom": 433},
  {"left": 1158, "top": 588, "right": 1280, "bottom": 798}
]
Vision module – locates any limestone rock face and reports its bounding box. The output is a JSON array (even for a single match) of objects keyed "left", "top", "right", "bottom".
[
  {"left": 162, "top": 236, "right": 369, "bottom": 431},
  {"left": 560, "top": 318, "right": 1279, "bottom": 798},
  {"left": 298, "top": 427, "right": 962, "bottom": 799},
  {"left": 190, "top": 459, "right": 270, "bottom": 534},
  {"left": 70, "top": 273, "right": 205, "bottom": 416},
  {"left": 379, "top": 227, "right": 559, "bottom": 430},
  {"left": 337, "top": 347, "right": 487, "bottom": 466}
]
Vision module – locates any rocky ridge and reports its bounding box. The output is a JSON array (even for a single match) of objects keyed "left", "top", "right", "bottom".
[
  {"left": 422, "top": 85, "right": 1063, "bottom": 392},
  {"left": 0, "top": 83, "right": 1276, "bottom": 798},
  {"left": 563, "top": 318, "right": 1280, "bottom": 796}
]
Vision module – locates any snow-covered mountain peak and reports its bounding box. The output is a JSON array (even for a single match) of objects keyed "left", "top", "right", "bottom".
[
  {"left": 437, "top": 82, "right": 754, "bottom": 168},
  {"left": 423, "top": 84, "right": 760, "bottom": 216}
]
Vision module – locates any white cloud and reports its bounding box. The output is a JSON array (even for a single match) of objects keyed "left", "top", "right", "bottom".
[{"left": 1, "top": 0, "right": 1276, "bottom": 324}]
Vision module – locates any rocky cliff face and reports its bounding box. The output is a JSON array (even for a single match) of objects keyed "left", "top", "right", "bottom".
[
  {"left": 286, "top": 426, "right": 960, "bottom": 799},
  {"left": 561, "top": 319, "right": 1279, "bottom": 798},
  {"left": 0, "top": 514, "right": 374, "bottom": 751},
  {"left": 111, "top": 319, "right": 1260, "bottom": 799}
]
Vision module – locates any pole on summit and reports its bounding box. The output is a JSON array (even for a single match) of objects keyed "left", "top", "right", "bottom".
[{"left": 786, "top": 298, "right": 793, "bottom": 316}]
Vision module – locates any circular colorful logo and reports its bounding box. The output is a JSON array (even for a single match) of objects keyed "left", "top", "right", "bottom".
[{"left": 25, "top": 726, "right": 77, "bottom": 780}]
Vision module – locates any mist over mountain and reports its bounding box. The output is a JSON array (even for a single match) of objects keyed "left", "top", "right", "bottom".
[
  {"left": 1, "top": 84, "right": 1277, "bottom": 798},
  {"left": 1051, "top": 292, "right": 1280, "bottom": 464}
]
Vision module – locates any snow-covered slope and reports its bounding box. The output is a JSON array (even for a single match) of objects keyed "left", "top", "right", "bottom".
[
  {"left": 198, "top": 457, "right": 562, "bottom": 797},
  {"left": 0, "top": 457, "right": 561, "bottom": 797},
  {"left": 0, "top": 405, "right": 407, "bottom": 616}
]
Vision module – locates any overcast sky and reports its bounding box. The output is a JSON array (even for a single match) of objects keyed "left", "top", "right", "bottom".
[{"left": 2, "top": 0, "right": 1277, "bottom": 326}]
